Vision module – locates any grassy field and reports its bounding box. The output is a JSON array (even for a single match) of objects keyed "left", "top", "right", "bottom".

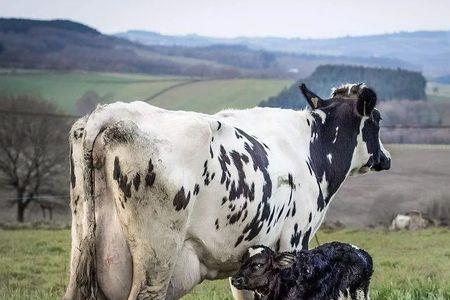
[
  {"left": 0, "top": 70, "right": 292, "bottom": 114},
  {"left": 150, "top": 78, "right": 292, "bottom": 114},
  {"left": 0, "top": 228, "right": 449, "bottom": 300},
  {"left": 328, "top": 144, "right": 450, "bottom": 228},
  {"left": 426, "top": 82, "right": 450, "bottom": 101},
  {"left": 1, "top": 70, "right": 449, "bottom": 115}
]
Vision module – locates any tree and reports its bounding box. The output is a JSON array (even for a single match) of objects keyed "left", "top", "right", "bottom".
[
  {"left": 75, "top": 90, "right": 112, "bottom": 116},
  {"left": 0, "top": 95, "right": 70, "bottom": 222}
]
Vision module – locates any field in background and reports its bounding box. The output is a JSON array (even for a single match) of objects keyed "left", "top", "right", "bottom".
[
  {"left": 2, "top": 71, "right": 450, "bottom": 116},
  {"left": 150, "top": 78, "right": 292, "bottom": 114},
  {"left": 426, "top": 82, "right": 450, "bottom": 101},
  {"left": 328, "top": 144, "right": 450, "bottom": 227},
  {"left": 0, "top": 228, "right": 449, "bottom": 300},
  {"left": 0, "top": 70, "right": 292, "bottom": 113}
]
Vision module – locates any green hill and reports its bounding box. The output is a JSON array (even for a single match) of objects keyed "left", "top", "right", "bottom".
[
  {"left": 260, "top": 65, "right": 427, "bottom": 109},
  {"left": 0, "top": 18, "right": 250, "bottom": 77},
  {"left": 118, "top": 30, "right": 450, "bottom": 77},
  {"left": 0, "top": 70, "right": 291, "bottom": 113},
  {"left": 1, "top": 18, "right": 420, "bottom": 79}
]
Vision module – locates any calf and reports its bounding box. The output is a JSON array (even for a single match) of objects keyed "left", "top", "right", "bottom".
[{"left": 231, "top": 242, "right": 373, "bottom": 300}]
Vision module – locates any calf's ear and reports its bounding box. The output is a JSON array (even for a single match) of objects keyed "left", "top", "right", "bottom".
[
  {"left": 300, "top": 83, "right": 326, "bottom": 109},
  {"left": 274, "top": 252, "right": 295, "bottom": 269},
  {"left": 356, "top": 87, "right": 377, "bottom": 116}
]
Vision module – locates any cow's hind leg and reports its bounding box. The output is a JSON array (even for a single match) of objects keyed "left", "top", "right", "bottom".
[
  {"left": 109, "top": 160, "right": 188, "bottom": 299},
  {"left": 102, "top": 121, "right": 199, "bottom": 300},
  {"left": 124, "top": 207, "right": 187, "bottom": 300},
  {"left": 164, "top": 241, "right": 205, "bottom": 300}
]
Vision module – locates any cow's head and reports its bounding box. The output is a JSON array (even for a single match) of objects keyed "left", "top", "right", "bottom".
[
  {"left": 231, "top": 245, "right": 295, "bottom": 294},
  {"left": 300, "top": 83, "right": 391, "bottom": 175}
]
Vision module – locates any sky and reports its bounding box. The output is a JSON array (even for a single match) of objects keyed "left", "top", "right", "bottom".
[{"left": 1, "top": 0, "right": 450, "bottom": 38}]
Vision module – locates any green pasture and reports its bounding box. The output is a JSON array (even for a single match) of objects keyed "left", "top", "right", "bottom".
[
  {"left": 426, "top": 82, "right": 450, "bottom": 101},
  {"left": 150, "top": 78, "right": 292, "bottom": 114},
  {"left": 1, "top": 70, "right": 449, "bottom": 115},
  {"left": 0, "top": 228, "right": 449, "bottom": 300},
  {"left": 0, "top": 71, "right": 292, "bottom": 114}
]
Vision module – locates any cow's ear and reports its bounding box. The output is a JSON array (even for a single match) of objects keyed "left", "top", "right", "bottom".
[
  {"left": 300, "top": 83, "right": 326, "bottom": 109},
  {"left": 356, "top": 87, "right": 377, "bottom": 116},
  {"left": 274, "top": 252, "right": 295, "bottom": 269}
]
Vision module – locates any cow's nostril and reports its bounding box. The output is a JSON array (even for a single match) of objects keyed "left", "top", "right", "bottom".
[
  {"left": 232, "top": 277, "right": 245, "bottom": 287},
  {"left": 385, "top": 158, "right": 391, "bottom": 170}
]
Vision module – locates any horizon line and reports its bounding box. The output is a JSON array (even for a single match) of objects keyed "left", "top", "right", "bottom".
[{"left": 1, "top": 16, "right": 450, "bottom": 40}]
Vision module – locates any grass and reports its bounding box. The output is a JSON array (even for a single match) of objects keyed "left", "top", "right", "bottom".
[
  {"left": 0, "top": 71, "right": 187, "bottom": 112},
  {"left": 0, "top": 228, "right": 449, "bottom": 299},
  {"left": 2, "top": 70, "right": 447, "bottom": 116},
  {"left": 150, "top": 78, "right": 292, "bottom": 114},
  {"left": 426, "top": 82, "right": 450, "bottom": 101},
  {"left": 0, "top": 70, "right": 292, "bottom": 114},
  {"left": 0, "top": 229, "right": 70, "bottom": 300}
]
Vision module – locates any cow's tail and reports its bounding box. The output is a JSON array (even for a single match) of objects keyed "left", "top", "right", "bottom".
[{"left": 75, "top": 116, "right": 107, "bottom": 300}]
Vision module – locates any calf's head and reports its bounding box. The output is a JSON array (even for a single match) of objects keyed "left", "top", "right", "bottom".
[
  {"left": 300, "top": 83, "right": 391, "bottom": 175},
  {"left": 231, "top": 245, "right": 295, "bottom": 294}
]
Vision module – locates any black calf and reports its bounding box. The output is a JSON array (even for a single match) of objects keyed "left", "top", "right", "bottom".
[{"left": 231, "top": 242, "right": 373, "bottom": 300}]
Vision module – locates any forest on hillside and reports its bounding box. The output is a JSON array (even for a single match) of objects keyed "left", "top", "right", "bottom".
[
  {"left": 260, "top": 65, "right": 427, "bottom": 109},
  {"left": 0, "top": 18, "right": 416, "bottom": 79}
]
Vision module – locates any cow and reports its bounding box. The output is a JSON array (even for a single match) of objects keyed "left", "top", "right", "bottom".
[
  {"left": 390, "top": 211, "right": 429, "bottom": 230},
  {"left": 63, "top": 82, "right": 391, "bottom": 300},
  {"left": 231, "top": 243, "right": 373, "bottom": 300}
]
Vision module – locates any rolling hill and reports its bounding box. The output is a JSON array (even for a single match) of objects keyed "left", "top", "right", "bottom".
[
  {"left": 0, "top": 18, "right": 256, "bottom": 78},
  {"left": 118, "top": 30, "right": 450, "bottom": 77},
  {"left": 260, "top": 65, "right": 427, "bottom": 109},
  {"left": 0, "top": 70, "right": 291, "bottom": 113},
  {"left": 0, "top": 18, "right": 416, "bottom": 79}
]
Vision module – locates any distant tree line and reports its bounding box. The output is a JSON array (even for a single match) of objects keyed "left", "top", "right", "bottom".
[
  {"left": 260, "top": 65, "right": 427, "bottom": 109},
  {"left": 147, "top": 44, "right": 278, "bottom": 70},
  {"left": 0, "top": 18, "right": 422, "bottom": 79},
  {"left": 0, "top": 18, "right": 100, "bottom": 35}
]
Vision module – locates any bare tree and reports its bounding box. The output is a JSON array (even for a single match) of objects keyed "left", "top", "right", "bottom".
[
  {"left": 0, "top": 95, "right": 70, "bottom": 222},
  {"left": 75, "top": 90, "right": 112, "bottom": 116}
]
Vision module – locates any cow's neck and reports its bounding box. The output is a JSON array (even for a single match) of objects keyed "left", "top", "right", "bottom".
[{"left": 306, "top": 109, "right": 360, "bottom": 211}]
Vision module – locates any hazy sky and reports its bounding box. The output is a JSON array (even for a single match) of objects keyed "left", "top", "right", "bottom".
[{"left": 1, "top": 0, "right": 450, "bottom": 38}]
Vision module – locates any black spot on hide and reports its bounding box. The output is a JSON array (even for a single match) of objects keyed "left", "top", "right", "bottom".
[
  {"left": 133, "top": 173, "right": 141, "bottom": 191},
  {"left": 235, "top": 235, "right": 244, "bottom": 247},
  {"left": 113, "top": 156, "right": 132, "bottom": 202},
  {"left": 215, "top": 218, "right": 219, "bottom": 230},
  {"left": 193, "top": 184, "right": 200, "bottom": 195},
  {"left": 145, "top": 159, "right": 156, "bottom": 187},
  {"left": 173, "top": 187, "right": 191, "bottom": 211},
  {"left": 302, "top": 227, "right": 312, "bottom": 250},
  {"left": 290, "top": 223, "right": 301, "bottom": 248}
]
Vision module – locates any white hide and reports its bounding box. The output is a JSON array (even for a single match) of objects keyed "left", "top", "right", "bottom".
[{"left": 65, "top": 101, "right": 387, "bottom": 300}]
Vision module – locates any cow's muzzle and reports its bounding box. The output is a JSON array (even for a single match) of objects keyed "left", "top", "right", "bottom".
[
  {"left": 372, "top": 152, "right": 391, "bottom": 171},
  {"left": 231, "top": 276, "right": 247, "bottom": 290}
]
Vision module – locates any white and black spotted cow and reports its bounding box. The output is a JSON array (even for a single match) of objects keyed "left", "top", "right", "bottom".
[{"left": 63, "top": 83, "right": 390, "bottom": 300}]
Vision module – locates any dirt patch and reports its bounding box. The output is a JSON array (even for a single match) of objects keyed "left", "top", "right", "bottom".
[{"left": 326, "top": 144, "right": 450, "bottom": 227}]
